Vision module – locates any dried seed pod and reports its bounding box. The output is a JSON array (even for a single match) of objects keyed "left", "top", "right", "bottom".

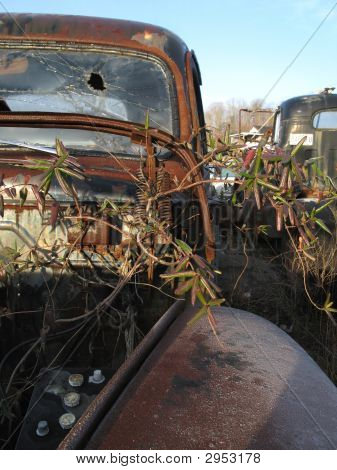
[
  {"left": 276, "top": 206, "right": 283, "bottom": 231},
  {"left": 280, "top": 166, "right": 289, "bottom": 190},
  {"left": 288, "top": 173, "right": 293, "bottom": 191},
  {"left": 253, "top": 181, "right": 261, "bottom": 210},
  {"left": 288, "top": 206, "right": 295, "bottom": 226},
  {"left": 283, "top": 205, "right": 289, "bottom": 221}
]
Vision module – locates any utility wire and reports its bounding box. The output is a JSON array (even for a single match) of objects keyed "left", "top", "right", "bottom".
[{"left": 262, "top": 1, "right": 337, "bottom": 105}]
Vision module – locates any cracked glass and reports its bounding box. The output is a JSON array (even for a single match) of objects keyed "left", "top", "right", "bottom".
[{"left": 0, "top": 47, "right": 178, "bottom": 153}]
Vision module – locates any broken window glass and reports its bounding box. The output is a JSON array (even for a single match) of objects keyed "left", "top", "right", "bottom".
[{"left": 0, "top": 46, "right": 178, "bottom": 138}]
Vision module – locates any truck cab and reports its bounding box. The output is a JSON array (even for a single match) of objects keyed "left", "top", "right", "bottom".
[{"left": 273, "top": 92, "right": 337, "bottom": 186}]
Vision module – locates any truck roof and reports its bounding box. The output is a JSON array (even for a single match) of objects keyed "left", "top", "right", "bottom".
[
  {"left": 0, "top": 13, "right": 189, "bottom": 76},
  {"left": 280, "top": 94, "right": 337, "bottom": 119}
]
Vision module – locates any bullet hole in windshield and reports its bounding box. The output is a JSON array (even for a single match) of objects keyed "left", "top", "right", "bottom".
[{"left": 87, "top": 72, "right": 106, "bottom": 91}]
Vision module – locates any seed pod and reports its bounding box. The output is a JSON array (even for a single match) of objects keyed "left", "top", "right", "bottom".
[
  {"left": 276, "top": 206, "right": 283, "bottom": 231},
  {"left": 253, "top": 181, "right": 261, "bottom": 210},
  {"left": 288, "top": 206, "right": 295, "bottom": 226},
  {"left": 283, "top": 205, "right": 289, "bottom": 221},
  {"left": 50, "top": 202, "right": 60, "bottom": 228},
  {"left": 280, "top": 166, "right": 289, "bottom": 190},
  {"left": 288, "top": 173, "right": 293, "bottom": 191}
]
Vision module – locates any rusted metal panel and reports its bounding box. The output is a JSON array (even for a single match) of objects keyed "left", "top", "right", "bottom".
[
  {"left": 61, "top": 305, "right": 337, "bottom": 450},
  {"left": 0, "top": 14, "right": 188, "bottom": 69}
]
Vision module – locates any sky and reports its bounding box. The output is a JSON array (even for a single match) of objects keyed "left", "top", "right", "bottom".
[{"left": 3, "top": 0, "right": 337, "bottom": 110}]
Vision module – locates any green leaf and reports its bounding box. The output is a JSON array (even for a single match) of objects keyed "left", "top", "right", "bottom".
[
  {"left": 315, "top": 198, "right": 335, "bottom": 214},
  {"left": 208, "top": 298, "right": 226, "bottom": 307},
  {"left": 39, "top": 172, "right": 53, "bottom": 194},
  {"left": 191, "top": 276, "right": 199, "bottom": 305},
  {"left": 196, "top": 289, "right": 207, "bottom": 305},
  {"left": 174, "top": 277, "right": 195, "bottom": 296},
  {"left": 291, "top": 159, "right": 303, "bottom": 184},
  {"left": 188, "top": 305, "right": 208, "bottom": 326},
  {"left": 175, "top": 239, "right": 193, "bottom": 255},
  {"left": 253, "top": 146, "right": 263, "bottom": 176},
  {"left": 160, "top": 271, "right": 196, "bottom": 279},
  {"left": 200, "top": 277, "right": 216, "bottom": 299},
  {"left": 55, "top": 138, "right": 69, "bottom": 164},
  {"left": 55, "top": 169, "right": 73, "bottom": 197},
  {"left": 315, "top": 218, "right": 332, "bottom": 235},
  {"left": 170, "top": 256, "right": 189, "bottom": 274},
  {"left": 144, "top": 110, "right": 150, "bottom": 130},
  {"left": 290, "top": 136, "right": 307, "bottom": 157},
  {"left": 256, "top": 178, "right": 280, "bottom": 192},
  {"left": 59, "top": 167, "right": 86, "bottom": 180},
  {"left": 303, "top": 156, "right": 323, "bottom": 166}
]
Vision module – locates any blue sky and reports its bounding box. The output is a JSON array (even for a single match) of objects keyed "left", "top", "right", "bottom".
[{"left": 3, "top": 0, "right": 337, "bottom": 109}]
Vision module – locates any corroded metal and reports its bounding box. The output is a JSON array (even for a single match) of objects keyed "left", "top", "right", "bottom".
[{"left": 60, "top": 305, "right": 337, "bottom": 450}]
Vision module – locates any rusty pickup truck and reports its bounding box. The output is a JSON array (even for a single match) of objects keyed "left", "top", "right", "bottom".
[{"left": 0, "top": 14, "right": 337, "bottom": 450}]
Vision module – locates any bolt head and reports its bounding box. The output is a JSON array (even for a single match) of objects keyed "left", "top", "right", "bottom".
[
  {"left": 63, "top": 392, "right": 80, "bottom": 408},
  {"left": 89, "top": 369, "right": 105, "bottom": 384},
  {"left": 68, "top": 373, "right": 84, "bottom": 387},
  {"left": 59, "top": 413, "right": 76, "bottom": 430},
  {"left": 36, "top": 420, "right": 49, "bottom": 437}
]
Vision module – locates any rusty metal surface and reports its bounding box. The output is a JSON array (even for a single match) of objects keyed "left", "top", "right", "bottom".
[
  {"left": 0, "top": 14, "right": 188, "bottom": 70},
  {"left": 71, "top": 305, "right": 337, "bottom": 450},
  {"left": 0, "top": 14, "right": 193, "bottom": 141}
]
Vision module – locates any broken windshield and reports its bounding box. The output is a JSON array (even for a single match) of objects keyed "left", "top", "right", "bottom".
[{"left": 0, "top": 46, "right": 178, "bottom": 150}]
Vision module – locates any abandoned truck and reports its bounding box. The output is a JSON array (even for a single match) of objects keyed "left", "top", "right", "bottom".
[
  {"left": 0, "top": 14, "right": 337, "bottom": 451},
  {"left": 269, "top": 91, "right": 337, "bottom": 231},
  {"left": 273, "top": 91, "right": 337, "bottom": 173},
  {"left": 273, "top": 92, "right": 337, "bottom": 194}
]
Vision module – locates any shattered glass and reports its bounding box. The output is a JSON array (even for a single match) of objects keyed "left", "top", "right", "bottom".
[{"left": 0, "top": 46, "right": 178, "bottom": 151}]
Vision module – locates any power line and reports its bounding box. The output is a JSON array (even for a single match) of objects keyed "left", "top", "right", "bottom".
[{"left": 262, "top": 1, "right": 337, "bottom": 104}]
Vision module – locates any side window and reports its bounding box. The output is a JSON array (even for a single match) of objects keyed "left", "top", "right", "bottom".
[{"left": 313, "top": 110, "right": 337, "bottom": 129}]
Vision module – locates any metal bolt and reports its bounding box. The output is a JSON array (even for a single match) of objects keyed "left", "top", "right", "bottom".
[
  {"left": 59, "top": 413, "right": 76, "bottom": 430},
  {"left": 36, "top": 420, "right": 49, "bottom": 437},
  {"left": 68, "top": 373, "right": 84, "bottom": 387},
  {"left": 63, "top": 391, "right": 80, "bottom": 408},
  {"left": 89, "top": 369, "right": 105, "bottom": 384}
]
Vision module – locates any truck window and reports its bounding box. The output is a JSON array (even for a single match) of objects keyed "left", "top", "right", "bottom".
[{"left": 313, "top": 110, "right": 337, "bottom": 129}]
